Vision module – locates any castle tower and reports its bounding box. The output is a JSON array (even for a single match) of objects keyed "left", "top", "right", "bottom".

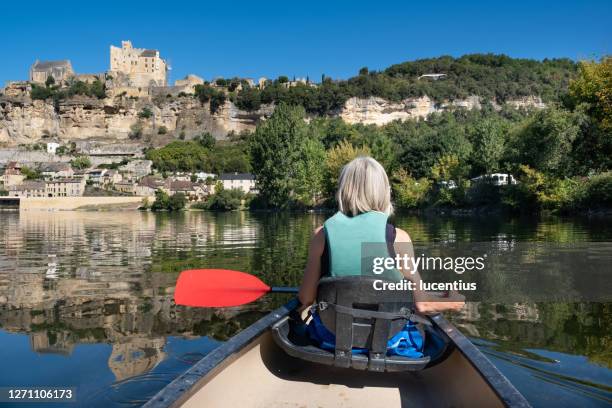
[{"left": 109, "top": 40, "right": 167, "bottom": 87}]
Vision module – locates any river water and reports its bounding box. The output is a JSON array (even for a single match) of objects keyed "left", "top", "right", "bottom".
[{"left": 0, "top": 211, "right": 610, "bottom": 407}]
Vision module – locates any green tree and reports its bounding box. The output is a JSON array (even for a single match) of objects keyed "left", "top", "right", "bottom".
[
  {"left": 249, "top": 103, "right": 308, "bottom": 207},
  {"left": 20, "top": 166, "right": 41, "bottom": 180},
  {"left": 391, "top": 168, "right": 431, "bottom": 209},
  {"left": 145, "top": 141, "right": 210, "bottom": 172},
  {"left": 203, "top": 188, "right": 244, "bottom": 211},
  {"left": 469, "top": 117, "right": 507, "bottom": 174},
  {"left": 168, "top": 193, "right": 187, "bottom": 211},
  {"left": 196, "top": 132, "right": 216, "bottom": 149},
  {"left": 138, "top": 107, "right": 153, "bottom": 119},
  {"left": 70, "top": 156, "right": 92, "bottom": 170},
  {"left": 567, "top": 57, "right": 612, "bottom": 174},
  {"left": 324, "top": 140, "right": 371, "bottom": 196},
  {"left": 295, "top": 137, "right": 326, "bottom": 206},
  {"left": 507, "top": 107, "right": 580, "bottom": 176},
  {"left": 150, "top": 190, "right": 186, "bottom": 211},
  {"left": 45, "top": 75, "right": 55, "bottom": 87},
  {"left": 569, "top": 57, "right": 612, "bottom": 131}
]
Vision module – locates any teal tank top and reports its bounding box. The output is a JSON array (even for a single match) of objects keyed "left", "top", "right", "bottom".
[{"left": 323, "top": 211, "right": 402, "bottom": 281}]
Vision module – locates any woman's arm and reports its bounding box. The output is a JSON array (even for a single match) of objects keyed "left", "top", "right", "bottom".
[
  {"left": 395, "top": 228, "right": 465, "bottom": 314},
  {"left": 298, "top": 226, "right": 325, "bottom": 308}
]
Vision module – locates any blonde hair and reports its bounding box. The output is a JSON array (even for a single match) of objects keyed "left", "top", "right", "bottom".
[{"left": 336, "top": 156, "right": 393, "bottom": 216}]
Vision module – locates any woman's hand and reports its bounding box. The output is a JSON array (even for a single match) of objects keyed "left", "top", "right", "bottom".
[{"left": 415, "top": 291, "right": 465, "bottom": 314}]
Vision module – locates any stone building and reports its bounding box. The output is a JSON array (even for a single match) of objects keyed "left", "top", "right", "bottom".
[
  {"left": 44, "top": 179, "right": 85, "bottom": 197},
  {"left": 29, "top": 60, "right": 74, "bottom": 84},
  {"left": 39, "top": 162, "right": 74, "bottom": 179},
  {"left": 1, "top": 168, "right": 25, "bottom": 188},
  {"left": 174, "top": 74, "right": 204, "bottom": 94},
  {"left": 219, "top": 172, "right": 256, "bottom": 194},
  {"left": 8, "top": 181, "right": 46, "bottom": 197},
  {"left": 109, "top": 41, "right": 167, "bottom": 87}
]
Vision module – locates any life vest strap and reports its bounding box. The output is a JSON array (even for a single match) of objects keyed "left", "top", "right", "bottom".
[{"left": 315, "top": 301, "right": 431, "bottom": 326}]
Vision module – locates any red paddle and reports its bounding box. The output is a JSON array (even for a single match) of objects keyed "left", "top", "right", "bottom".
[{"left": 174, "top": 269, "right": 299, "bottom": 307}]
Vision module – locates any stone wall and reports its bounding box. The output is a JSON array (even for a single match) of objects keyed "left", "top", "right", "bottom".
[{"left": 18, "top": 196, "right": 144, "bottom": 211}]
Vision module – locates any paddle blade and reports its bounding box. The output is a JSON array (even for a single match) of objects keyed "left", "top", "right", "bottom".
[{"left": 174, "top": 269, "right": 271, "bottom": 307}]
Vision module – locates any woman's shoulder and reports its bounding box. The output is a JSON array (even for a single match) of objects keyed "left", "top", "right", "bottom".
[
  {"left": 394, "top": 227, "right": 412, "bottom": 243},
  {"left": 309, "top": 226, "right": 326, "bottom": 254}
]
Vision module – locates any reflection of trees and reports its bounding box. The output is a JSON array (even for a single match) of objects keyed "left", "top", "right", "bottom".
[
  {"left": 393, "top": 213, "right": 612, "bottom": 243},
  {"left": 452, "top": 302, "right": 612, "bottom": 368},
  {"left": 0, "top": 210, "right": 610, "bottom": 385}
]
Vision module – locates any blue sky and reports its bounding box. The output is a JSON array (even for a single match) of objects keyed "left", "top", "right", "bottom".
[{"left": 2, "top": 0, "right": 610, "bottom": 85}]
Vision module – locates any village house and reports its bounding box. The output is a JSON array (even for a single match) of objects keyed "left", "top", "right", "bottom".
[
  {"left": 39, "top": 162, "right": 74, "bottom": 179},
  {"left": 46, "top": 142, "right": 60, "bottom": 154},
  {"left": 219, "top": 173, "right": 256, "bottom": 194},
  {"left": 102, "top": 170, "right": 122, "bottom": 186},
  {"left": 114, "top": 181, "right": 136, "bottom": 195},
  {"left": 87, "top": 169, "right": 106, "bottom": 186},
  {"left": 194, "top": 172, "right": 216, "bottom": 182},
  {"left": 0, "top": 167, "right": 25, "bottom": 190},
  {"left": 8, "top": 181, "right": 46, "bottom": 197},
  {"left": 73, "top": 169, "right": 89, "bottom": 181},
  {"left": 163, "top": 180, "right": 207, "bottom": 201},
  {"left": 44, "top": 179, "right": 86, "bottom": 197},
  {"left": 135, "top": 176, "right": 164, "bottom": 196},
  {"left": 29, "top": 60, "right": 74, "bottom": 84}
]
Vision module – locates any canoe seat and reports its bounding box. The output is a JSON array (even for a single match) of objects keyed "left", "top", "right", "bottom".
[{"left": 272, "top": 277, "right": 450, "bottom": 372}]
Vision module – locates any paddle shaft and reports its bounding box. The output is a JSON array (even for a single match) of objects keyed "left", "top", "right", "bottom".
[{"left": 270, "top": 286, "right": 299, "bottom": 294}]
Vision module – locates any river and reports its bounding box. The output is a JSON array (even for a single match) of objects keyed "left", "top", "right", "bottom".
[{"left": 0, "top": 211, "right": 610, "bottom": 407}]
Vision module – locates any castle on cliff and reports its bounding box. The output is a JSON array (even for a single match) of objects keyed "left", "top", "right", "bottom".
[{"left": 109, "top": 40, "right": 168, "bottom": 87}]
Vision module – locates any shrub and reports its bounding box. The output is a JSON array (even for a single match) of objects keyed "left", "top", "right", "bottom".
[
  {"left": 576, "top": 172, "right": 612, "bottom": 209},
  {"left": 209, "top": 189, "right": 244, "bottom": 211},
  {"left": 501, "top": 165, "right": 579, "bottom": 212},
  {"left": 31, "top": 84, "right": 53, "bottom": 100},
  {"left": 70, "top": 156, "right": 92, "bottom": 170},
  {"left": 157, "top": 126, "right": 167, "bottom": 135},
  {"left": 195, "top": 189, "right": 245, "bottom": 211},
  {"left": 138, "top": 107, "right": 154, "bottom": 119},
  {"left": 151, "top": 190, "right": 186, "bottom": 211},
  {"left": 391, "top": 169, "right": 431, "bottom": 209},
  {"left": 129, "top": 122, "right": 144, "bottom": 139}
]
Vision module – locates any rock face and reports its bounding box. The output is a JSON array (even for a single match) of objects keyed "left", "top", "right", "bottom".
[
  {"left": 340, "top": 94, "right": 543, "bottom": 126},
  {"left": 340, "top": 96, "right": 437, "bottom": 125},
  {"left": 0, "top": 96, "right": 272, "bottom": 146},
  {"left": 0, "top": 93, "right": 546, "bottom": 146}
]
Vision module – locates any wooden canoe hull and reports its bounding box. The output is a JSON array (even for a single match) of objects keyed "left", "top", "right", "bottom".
[{"left": 144, "top": 300, "right": 530, "bottom": 408}]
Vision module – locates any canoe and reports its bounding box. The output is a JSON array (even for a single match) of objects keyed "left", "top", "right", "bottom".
[{"left": 144, "top": 299, "right": 530, "bottom": 408}]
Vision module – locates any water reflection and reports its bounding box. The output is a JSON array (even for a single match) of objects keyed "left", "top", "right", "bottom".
[{"left": 0, "top": 211, "right": 610, "bottom": 407}]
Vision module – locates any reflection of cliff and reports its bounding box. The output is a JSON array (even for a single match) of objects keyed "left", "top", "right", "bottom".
[
  {"left": 109, "top": 337, "right": 166, "bottom": 381},
  {"left": 0, "top": 211, "right": 275, "bottom": 383},
  {"left": 0, "top": 294, "right": 262, "bottom": 381}
]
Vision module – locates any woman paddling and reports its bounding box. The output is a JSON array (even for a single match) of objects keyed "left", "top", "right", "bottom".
[{"left": 297, "top": 156, "right": 464, "bottom": 355}]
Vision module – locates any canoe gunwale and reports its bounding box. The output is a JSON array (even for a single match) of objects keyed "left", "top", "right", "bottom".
[
  {"left": 144, "top": 299, "right": 531, "bottom": 408},
  {"left": 142, "top": 298, "right": 300, "bottom": 408},
  {"left": 429, "top": 314, "right": 531, "bottom": 408}
]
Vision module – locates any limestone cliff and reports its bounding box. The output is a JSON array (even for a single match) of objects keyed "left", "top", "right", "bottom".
[
  {"left": 0, "top": 93, "right": 544, "bottom": 146},
  {"left": 0, "top": 95, "right": 271, "bottom": 146},
  {"left": 339, "top": 94, "right": 541, "bottom": 126}
]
